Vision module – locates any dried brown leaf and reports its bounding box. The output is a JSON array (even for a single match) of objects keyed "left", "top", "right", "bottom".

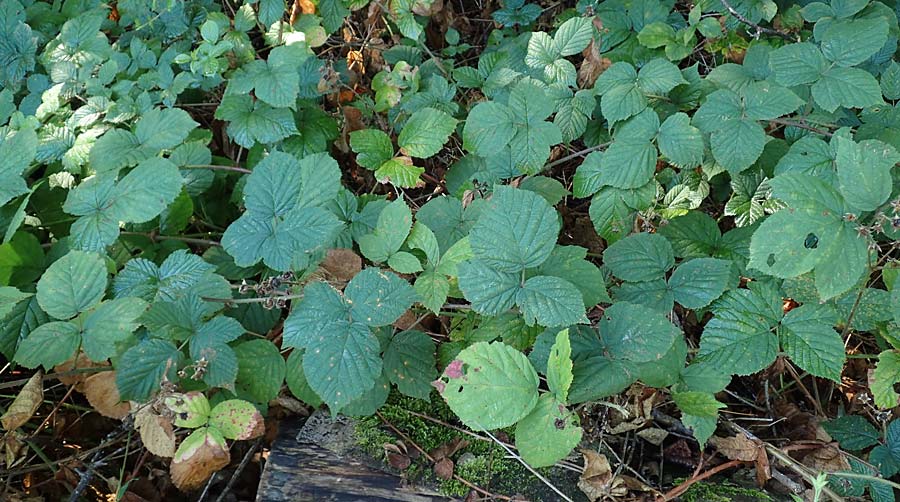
[
  {"left": 1, "top": 372, "right": 43, "bottom": 431},
  {"left": 135, "top": 406, "right": 176, "bottom": 458},
  {"left": 84, "top": 371, "right": 130, "bottom": 419},
  {"left": 320, "top": 248, "right": 363, "bottom": 283},
  {"left": 434, "top": 457, "right": 454, "bottom": 480},
  {"left": 710, "top": 434, "right": 761, "bottom": 462},
  {"left": 578, "top": 449, "right": 627, "bottom": 501}
]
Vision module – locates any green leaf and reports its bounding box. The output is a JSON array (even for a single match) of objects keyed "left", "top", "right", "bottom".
[
  {"left": 36, "top": 250, "right": 107, "bottom": 320},
  {"left": 350, "top": 129, "right": 394, "bottom": 170},
  {"left": 812, "top": 66, "right": 884, "bottom": 112},
  {"left": 710, "top": 118, "right": 766, "bottom": 174},
  {"left": 598, "top": 302, "right": 680, "bottom": 362},
  {"left": 742, "top": 81, "right": 804, "bottom": 120},
  {"left": 414, "top": 271, "right": 450, "bottom": 314},
  {"left": 223, "top": 151, "right": 342, "bottom": 270},
  {"left": 358, "top": 199, "right": 413, "bottom": 263},
  {"left": 554, "top": 16, "right": 594, "bottom": 56},
  {"left": 14, "top": 321, "right": 80, "bottom": 369},
  {"left": 235, "top": 339, "right": 286, "bottom": 404},
  {"left": 215, "top": 95, "right": 298, "bottom": 148},
  {"left": 82, "top": 298, "right": 148, "bottom": 361},
  {"left": 637, "top": 58, "right": 686, "bottom": 94},
  {"left": 190, "top": 316, "right": 244, "bottom": 389},
  {"left": 345, "top": 268, "right": 418, "bottom": 327},
  {"left": 398, "top": 108, "right": 458, "bottom": 158},
  {"left": 517, "top": 275, "right": 587, "bottom": 327},
  {"left": 615, "top": 279, "right": 674, "bottom": 313},
  {"left": 698, "top": 285, "right": 781, "bottom": 375},
  {"left": 596, "top": 139, "right": 658, "bottom": 188},
  {"left": 457, "top": 260, "right": 519, "bottom": 315},
  {"left": 820, "top": 18, "right": 888, "bottom": 67},
  {"left": 779, "top": 303, "right": 844, "bottom": 382},
  {"left": 536, "top": 246, "right": 610, "bottom": 307},
  {"left": 657, "top": 112, "right": 704, "bottom": 168},
  {"left": 383, "top": 330, "right": 436, "bottom": 400},
  {"left": 135, "top": 108, "right": 199, "bottom": 151},
  {"left": 515, "top": 394, "right": 581, "bottom": 468},
  {"left": 303, "top": 320, "right": 381, "bottom": 414},
  {"left": 822, "top": 415, "right": 881, "bottom": 451},
  {"left": 0, "top": 232, "right": 44, "bottom": 287},
  {"left": 0, "top": 128, "right": 37, "bottom": 207},
  {"left": 834, "top": 137, "right": 900, "bottom": 212},
  {"left": 436, "top": 341, "right": 539, "bottom": 430},
  {"left": 603, "top": 232, "right": 675, "bottom": 282},
  {"left": 638, "top": 22, "right": 676, "bottom": 48},
  {"left": 672, "top": 391, "right": 724, "bottom": 445},
  {"left": 669, "top": 258, "right": 732, "bottom": 309},
  {"left": 374, "top": 157, "right": 425, "bottom": 188},
  {"left": 116, "top": 339, "right": 183, "bottom": 401},
  {"left": 469, "top": 186, "right": 560, "bottom": 273},
  {"left": 546, "top": 329, "right": 574, "bottom": 403},
  {"left": 769, "top": 42, "right": 827, "bottom": 86},
  {"left": 463, "top": 102, "right": 515, "bottom": 156},
  {"left": 285, "top": 350, "right": 323, "bottom": 407},
  {"left": 873, "top": 350, "right": 900, "bottom": 409}
]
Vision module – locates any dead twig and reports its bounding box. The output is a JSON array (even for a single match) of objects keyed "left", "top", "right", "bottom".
[
  {"left": 659, "top": 458, "right": 746, "bottom": 501},
  {"left": 719, "top": 0, "right": 798, "bottom": 40}
]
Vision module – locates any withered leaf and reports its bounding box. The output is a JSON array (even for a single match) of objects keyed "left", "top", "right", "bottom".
[{"left": 1, "top": 372, "right": 43, "bottom": 431}]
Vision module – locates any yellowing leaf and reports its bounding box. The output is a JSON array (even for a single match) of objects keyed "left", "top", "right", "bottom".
[{"left": 170, "top": 427, "right": 230, "bottom": 490}]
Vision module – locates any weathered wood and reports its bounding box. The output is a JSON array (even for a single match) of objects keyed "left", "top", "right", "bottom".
[{"left": 257, "top": 418, "right": 453, "bottom": 502}]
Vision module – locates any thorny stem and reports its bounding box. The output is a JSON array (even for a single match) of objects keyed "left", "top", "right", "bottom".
[
  {"left": 543, "top": 142, "right": 612, "bottom": 170},
  {"left": 183, "top": 164, "right": 252, "bottom": 174},
  {"left": 201, "top": 293, "right": 305, "bottom": 304},
  {"left": 718, "top": 0, "right": 798, "bottom": 41},
  {"left": 769, "top": 118, "right": 835, "bottom": 137},
  {"left": 120, "top": 231, "right": 221, "bottom": 247}
]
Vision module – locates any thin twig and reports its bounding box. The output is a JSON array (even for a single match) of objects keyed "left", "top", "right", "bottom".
[
  {"left": 543, "top": 142, "right": 611, "bottom": 171},
  {"left": 120, "top": 232, "right": 221, "bottom": 247},
  {"left": 479, "top": 427, "right": 575, "bottom": 502},
  {"left": 183, "top": 164, "right": 252, "bottom": 174},
  {"left": 659, "top": 459, "right": 746, "bottom": 501},
  {"left": 719, "top": 0, "right": 797, "bottom": 40},
  {"left": 214, "top": 439, "right": 263, "bottom": 502},
  {"left": 0, "top": 367, "right": 111, "bottom": 391},
  {"left": 769, "top": 118, "right": 834, "bottom": 137}
]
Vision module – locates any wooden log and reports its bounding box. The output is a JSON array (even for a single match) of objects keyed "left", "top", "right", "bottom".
[{"left": 257, "top": 418, "right": 453, "bottom": 502}]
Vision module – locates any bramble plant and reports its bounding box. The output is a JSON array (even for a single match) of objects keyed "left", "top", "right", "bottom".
[{"left": 1, "top": 0, "right": 900, "bottom": 494}]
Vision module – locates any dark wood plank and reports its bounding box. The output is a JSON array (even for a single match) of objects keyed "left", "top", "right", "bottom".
[{"left": 257, "top": 419, "right": 453, "bottom": 502}]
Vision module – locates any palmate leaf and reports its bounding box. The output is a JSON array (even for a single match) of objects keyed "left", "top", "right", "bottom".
[
  {"left": 215, "top": 95, "right": 298, "bottom": 148},
  {"left": 457, "top": 260, "right": 520, "bottom": 315},
  {"left": 222, "top": 151, "right": 343, "bottom": 271},
  {"left": 282, "top": 269, "right": 415, "bottom": 413},
  {"left": 698, "top": 283, "right": 782, "bottom": 375},
  {"left": 350, "top": 129, "right": 394, "bottom": 169},
  {"left": 749, "top": 173, "right": 868, "bottom": 300},
  {"left": 64, "top": 158, "right": 184, "bottom": 251},
  {"left": 357, "top": 199, "right": 412, "bottom": 263}
]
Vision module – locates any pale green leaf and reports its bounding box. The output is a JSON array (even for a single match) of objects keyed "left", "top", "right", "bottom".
[
  {"left": 436, "top": 341, "right": 539, "bottom": 430},
  {"left": 515, "top": 394, "right": 581, "bottom": 467},
  {"left": 399, "top": 107, "right": 458, "bottom": 158},
  {"left": 546, "top": 329, "right": 574, "bottom": 403}
]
